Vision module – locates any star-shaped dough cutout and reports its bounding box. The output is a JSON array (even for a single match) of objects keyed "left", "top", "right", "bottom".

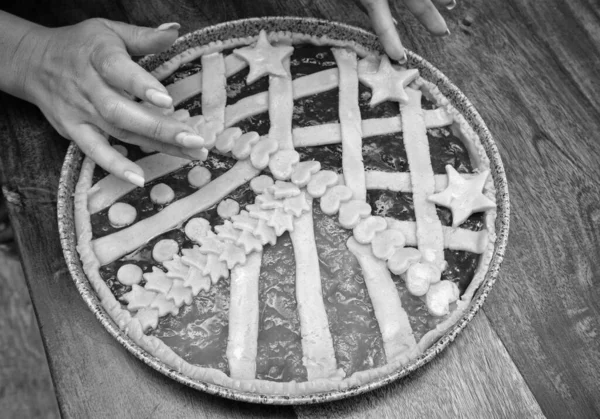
[
  {"left": 428, "top": 165, "right": 496, "bottom": 228},
  {"left": 358, "top": 56, "right": 419, "bottom": 106},
  {"left": 233, "top": 30, "right": 294, "bottom": 84}
]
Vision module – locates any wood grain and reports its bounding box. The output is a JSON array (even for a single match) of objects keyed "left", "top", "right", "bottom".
[
  {"left": 0, "top": 0, "right": 599, "bottom": 417},
  {"left": 296, "top": 313, "right": 545, "bottom": 419},
  {"left": 0, "top": 248, "right": 60, "bottom": 419}
]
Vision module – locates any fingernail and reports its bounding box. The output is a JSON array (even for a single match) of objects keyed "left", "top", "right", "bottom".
[
  {"left": 176, "top": 132, "right": 205, "bottom": 148},
  {"left": 398, "top": 51, "right": 408, "bottom": 64},
  {"left": 157, "top": 22, "right": 181, "bottom": 31},
  {"left": 446, "top": 0, "right": 457, "bottom": 10},
  {"left": 392, "top": 17, "right": 398, "bottom": 25},
  {"left": 124, "top": 170, "right": 145, "bottom": 187},
  {"left": 445, "top": 29, "right": 451, "bottom": 36},
  {"left": 146, "top": 88, "right": 173, "bottom": 108},
  {"left": 185, "top": 148, "right": 208, "bottom": 160}
]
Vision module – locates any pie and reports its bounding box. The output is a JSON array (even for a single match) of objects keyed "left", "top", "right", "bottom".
[{"left": 74, "top": 28, "right": 498, "bottom": 396}]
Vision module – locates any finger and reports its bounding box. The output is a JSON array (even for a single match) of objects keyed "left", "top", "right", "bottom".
[
  {"left": 70, "top": 123, "right": 146, "bottom": 187},
  {"left": 106, "top": 127, "right": 202, "bottom": 161},
  {"left": 403, "top": 0, "right": 449, "bottom": 35},
  {"left": 100, "top": 19, "right": 180, "bottom": 56},
  {"left": 91, "top": 46, "right": 173, "bottom": 108},
  {"left": 90, "top": 82, "right": 204, "bottom": 148},
  {"left": 360, "top": 0, "right": 406, "bottom": 62}
]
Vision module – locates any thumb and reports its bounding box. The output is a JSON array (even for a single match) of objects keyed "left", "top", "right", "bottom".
[{"left": 102, "top": 20, "right": 180, "bottom": 56}]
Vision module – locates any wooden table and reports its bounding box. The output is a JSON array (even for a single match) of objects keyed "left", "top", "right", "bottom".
[{"left": 1, "top": 0, "right": 599, "bottom": 417}]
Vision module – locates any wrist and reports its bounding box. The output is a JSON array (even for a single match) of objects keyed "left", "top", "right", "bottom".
[{"left": 10, "top": 26, "right": 52, "bottom": 104}]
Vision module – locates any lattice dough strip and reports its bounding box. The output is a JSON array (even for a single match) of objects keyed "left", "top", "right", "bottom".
[
  {"left": 332, "top": 48, "right": 366, "bottom": 201},
  {"left": 200, "top": 52, "right": 226, "bottom": 148},
  {"left": 92, "top": 160, "right": 260, "bottom": 265},
  {"left": 226, "top": 251, "right": 262, "bottom": 379},
  {"left": 364, "top": 171, "right": 480, "bottom": 194},
  {"left": 347, "top": 237, "right": 416, "bottom": 362}
]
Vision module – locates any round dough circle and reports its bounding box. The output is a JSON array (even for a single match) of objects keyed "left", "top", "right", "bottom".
[
  {"left": 185, "top": 217, "right": 211, "bottom": 243},
  {"left": 152, "top": 239, "right": 179, "bottom": 262},
  {"left": 108, "top": 202, "right": 137, "bottom": 228},
  {"left": 188, "top": 166, "right": 211, "bottom": 188},
  {"left": 217, "top": 199, "right": 240, "bottom": 219},
  {"left": 250, "top": 175, "right": 274, "bottom": 194},
  {"left": 150, "top": 183, "right": 175, "bottom": 205},
  {"left": 116, "top": 264, "right": 143, "bottom": 285}
]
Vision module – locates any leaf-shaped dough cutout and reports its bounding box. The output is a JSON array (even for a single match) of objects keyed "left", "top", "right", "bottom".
[
  {"left": 123, "top": 284, "right": 158, "bottom": 311},
  {"left": 284, "top": 192, "right": 310, "bottom": 217}
]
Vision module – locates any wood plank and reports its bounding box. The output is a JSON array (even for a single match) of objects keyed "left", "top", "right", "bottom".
[
  {"left": 0, "top": 247, "right": 60, "bottom": 419},
  {"left": 388, "top": 1, "right": 600, "bottom": 417},
  {"left": 296, "top": 312, "right": 545, "bottom": 419}
]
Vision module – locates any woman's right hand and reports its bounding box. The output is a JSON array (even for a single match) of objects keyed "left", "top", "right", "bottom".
[{"left": 16, "top": 18, "right": 205, "bottom": 187}]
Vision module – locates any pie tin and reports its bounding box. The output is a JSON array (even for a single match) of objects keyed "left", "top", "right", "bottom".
[{"left": 57, "top": 17, "right": 510, "bottom": 405}]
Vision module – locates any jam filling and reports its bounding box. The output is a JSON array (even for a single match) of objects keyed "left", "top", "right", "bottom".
[{"left": 91, "top": 44, "right": 484, "bottom": 380}]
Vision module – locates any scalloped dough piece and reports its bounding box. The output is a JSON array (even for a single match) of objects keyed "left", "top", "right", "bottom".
[
  {"left": 371, "top": 230, "right": 406, "bottom": 260},
  {"left": 184, "top": 217, "right": 211, "bottom": 243},
  {"left": 338, "top": 200, "right": 371, "bottom": 229},
  {"left": 353, "top": 216, "right": 387, "bottom": 244},
  {"left": 290, "top": 160, "right": 321, "bottom": 187},
  {"left": 116, "top": 264, "right": 143, "bottom": 286},
  {"left": 387, "top": 247, "right": 422, "bottom": 275},
  {"left": 150, "top": 183, "right": 175, "bottom": 205},
  {"left": 307, "top": 170, "right": 338, "bottom": 198},
  {"left": 108, "top": 202, "right": 137, "bottom": 228},
  {"left": 187, "top": 166, "right": 212, "bottom": 188},
  {"left": 320, "top": 185, "right": 353, "bottom": 215},
  {"left": 269, "top": 149, "right": 300, "bottom": 180},
  {"left": 152, "top": 239, "right": 179, "bottom": 262},
  {"left": 250, "top": 175, "right": 274, "bottom": 194},
  {"left": 217, "top": 199, "right": 240, "bottom": 219}
]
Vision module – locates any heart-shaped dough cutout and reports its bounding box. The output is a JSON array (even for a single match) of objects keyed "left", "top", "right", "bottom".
[
  {"left": 250, "top": 175, "right": 274, "bottom": 194},
  {"left": 250, "top": 137, "right": 279, "bottom": 170},
  {"left": 371, "top": 229, "right": 406, "bottom": 260},
  {"left": 426, "top": 280, "right": 459, "bottom": 317},
  {"left": 291, "top": 161, "right": 321, "bottom": 187},
  {"left": 215, "top": 127, "right": 242, "bottom": 153},
  {"left": 307, "top": 170, "right": 339, "bottom": 198},
  {"left": 338, "top": 200, "right": 371, "bottom": 229},
  {"left": 320, "top": 185, "right": 353, "bottom": 215},
  {"left": 268, "top": 150, "right": 300, "bottom": 180},
  {"left": 404, "top": 262, "right": 440, "bottom": 296},
  {"left": 387, "top": 247, "right": 421, "bottom": 275},
  {"left": 353, "top": 216, "right": 387, "bottom": 244},
  {"left": 232, "top": 131, "right": 260, "bottom": 160}
]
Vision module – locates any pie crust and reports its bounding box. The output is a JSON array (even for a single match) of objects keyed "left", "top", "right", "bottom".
[{"left": 74, "top": 30, "right": 497, "bottom": 395}]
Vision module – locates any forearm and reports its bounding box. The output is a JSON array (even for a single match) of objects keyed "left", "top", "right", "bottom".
[{"left": 0, "top": 11, "right": 48, "bottom": 102}]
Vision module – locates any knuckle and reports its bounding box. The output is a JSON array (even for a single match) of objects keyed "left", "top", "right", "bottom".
[
  {"left": 150, "top": 119, "right": 166, "bottom": 141},
  {"left": 99, "top": 99, "right": 123, "bottom": 122}
]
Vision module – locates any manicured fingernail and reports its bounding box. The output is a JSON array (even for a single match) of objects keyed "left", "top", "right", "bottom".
[
  {"left": 157, "top": 22, "right": 181, "bottom": 31},
  {"left": 446, "top": 0, "right": 457, "bottom": 10},
  {"left": 146, "top": 88, "right": 173, "bottom": 108},
  {"left": 124, "top": 171, "right": 145, "bottom": 187},
  {"left": 185, "top": 148, "right": 208, "bottom": 160},
  {"left": 445, "top": 29, "right": 451, "bottom": 36},
  {"left": 398, "top": 51, "right": 408, "bottom": 64},
  {"left": 392, "top": 17, "right": 398, "bottom": 25},
  {"left": 176, "top": 132, "right": 205, "bottom": 148}
]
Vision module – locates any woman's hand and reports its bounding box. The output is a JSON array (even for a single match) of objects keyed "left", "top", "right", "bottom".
[
  {"left": 360, "top": 0, "right": 455, "bottom": 62},
  {"left": 7, "top": 16, "right": 204, "bottom": 187}
]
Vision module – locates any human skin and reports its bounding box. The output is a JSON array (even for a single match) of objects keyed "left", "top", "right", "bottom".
[{"left": 0, "top": 1, "right": 453, "bottom": 186}]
